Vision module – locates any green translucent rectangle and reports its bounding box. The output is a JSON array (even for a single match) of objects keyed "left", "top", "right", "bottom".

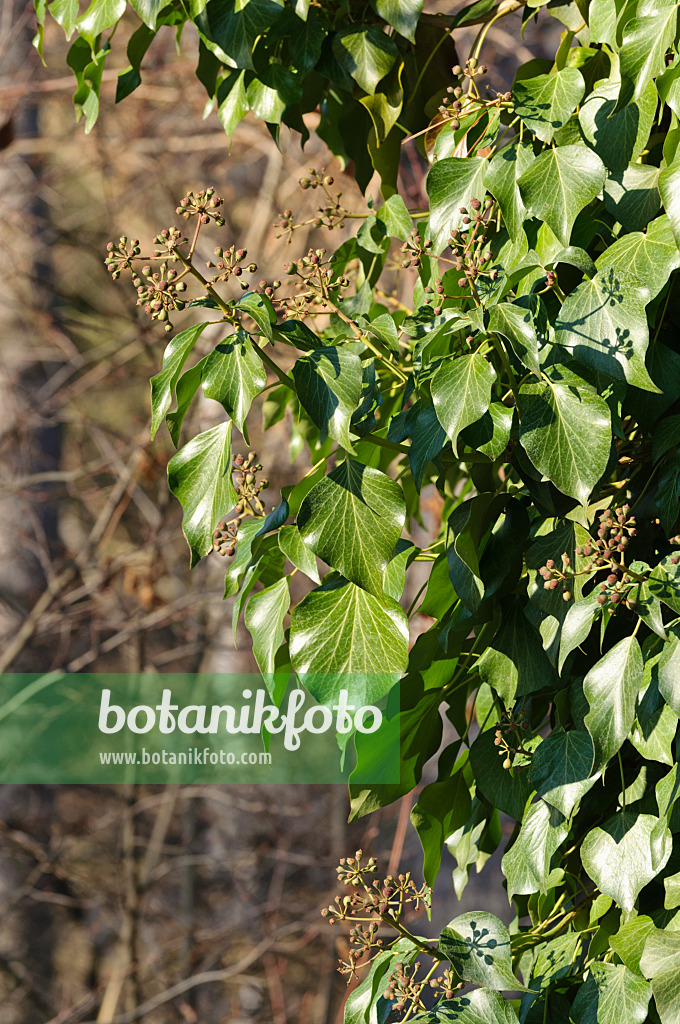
[{"left": 0, "top": 674, "right": 401, "bottom": 784}]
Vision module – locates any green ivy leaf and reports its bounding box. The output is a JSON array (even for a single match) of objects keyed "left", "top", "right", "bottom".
[
  {"left": 129, "top": 0, "right": 166, "bottom": 29},
  {"left": 278, "top": 524, "right": 320, "bottom": 583},
  {"left": 477, "top": 601, "right": 556, "bottom": 705},
  {"left": 195, "top": 0, "right": 285, "bottom": 70},
  {"left": 166, "top": 357, "right": 207, "bottom": 448},
  {"left": 202, "top": 330, "right": 267, "bottom": 437},
  {"left": 236, "top": 291, "right": 276, "bottom": 341},
  {"left": 150, "top": 322, "right": 209, "bottom": 441},
  {"left": 459, "top": 402, "right": 513, "bottom": 460},
  {"left": 529, "top": 728, "right": 598, "bottom": 817},
  {"left": 483, "top": 141, "right": 533, "bottom": 239},
  {"left": 519, "top": 366, "right": 612, "bottom": 506},
  {"left": 246, "top": 65, "right": 302, "bottom": 124},
  {"left": 224, "top": 518, "right": 264, "bottom": 598},
  {"left": 344, "top": 940, "right": 419, "bottom": 1024},
  {"left": 618, "top": 4, "right": 678, "bottom": 110},
  {"left": 427, "top": 156, "right": 488, "bottom": 254},
  {"left": 369, "top": 0, "right": 423, "bottom": 42},
  {"left": 584, "top": 635, "right": 642, "bottom": 770},
  {"left": 570, "top": 962, "right": 652, "bottom": 1024},
  {"left": 501, "top": 798, "right": 569, "bottom": 898},
  {"left": 658, "top": 623, "right": 680, "bottom": 715},
  {"left": 167, "top": 421, "right": 237, "bottom": 567},
  {"left": 289, "top": 577, "right": 408, "bottom": 694},
  {"left": 656, "top": 451, "right": 680, "bottom": 535},
  {"left": 244, "top": 576, "right": 289, "bottom": 681},
  {"left": 518, "top": 145, "right": 606, "bottom": 247},
  {"left": 604, "top": 163, "right": 661, "bottom": 233},
  {"left": 579, "top": 78, "right": 657, "bottom": 172},
  {"left": 581, "top": 812, "right": 672, "bottom": 912},
  {"left": 595, "top": 215, "right": 680, "bottom": 303},
  {"left": 555, "top": 268, "right": 657, "bottom": 391},
  {"left": 640, "top": 928, "right": 680, "bottom": 1024},
  {"left": 558, "top": 592, "right": 601, "bottom": 673},
  {"left": 297, "top": 460, "right": 405, "bottom": 596},
  {"left": 439, "top": 911, "right": 524, "bottom": 991},
  {"left": 610, "top": 915, "right": 656, "bottom": 976},
  {"left": 488, "top": 302, "right": 540, "bottom": 376},
  {"left": 217, "top": 70, "right": 249, "bottom": 136},
  {"left": 49, "top": 0, "right": 79, "bottom": 38},
  {"left": 293, "top": 347, "right": 363, "bottom": 452},
  {"left": 411, "top": 768, "right": 472, "bottom": 886},
  {"left": 513, "top": 67, "right": 585, "bottom": 143},
  {"left": 408, "top": 404, "right": 448, "bottom": 491},
  {"left": 431, "top": 353, "right": 496, "bottom": 456},
  {"left": 76, "top": 0, "right": 126, "bottom": 46},
  {"left": 410, "top": 989, "right": 519, "bottom": 1024},
  {"left": 647, "top": 554, "right": 680, "bottom": 617},
  {"left": 332, "top": 25, "right": 398, "bottom": 95}
]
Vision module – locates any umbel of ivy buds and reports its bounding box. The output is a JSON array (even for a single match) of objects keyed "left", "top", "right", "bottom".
[
  {"left": 104, "top": 236, "right": 141, "bottom": 279},
  {"left": 493, "top": 709, "right": 532, "bottom": 769},
  {"left": 275, "top": 168, "right": 352, "bottom": 242},
  {"left": 133, "top": 261, "right": 187, "bottom": 332},
  {"left": 176, "top": 186, "right": 225, "bottom": 227},
  {"left": 212, "top": 453, "right": 268, "bottom": 557},
  {"left": 207, "top": 244, "right": 257, "bottom": 290}
]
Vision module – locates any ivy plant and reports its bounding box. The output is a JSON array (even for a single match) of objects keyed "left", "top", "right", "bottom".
[{"left": 38, "top": 0, "right": 680, "bottom": 1021}]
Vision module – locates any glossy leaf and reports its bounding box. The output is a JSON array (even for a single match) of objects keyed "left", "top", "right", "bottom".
[
  {"left": 431, "top": 353, "right": 496, "bottom": 456},
  {"left": 150, "top": 323, "right": 209, "bottom": 440},
  {"left": 167, "top": 421, "right": 237, "bottom": 567},
  {"left": 332, "top": 25, "right": 398, "bottom": 95},
  {"left": 502, "top": 798, "right": 569, "bottom": 898},
  {"left": 519, "top": 366, "right": 612, "bottom": 506},
  {"left": 640, "top": 929, "right": 680, "bottom": 1024},
  {"left": 297, "top": 460, "right": 405, "bottom": 596},
  {"left": 202, "top": 330, "right": 267, "bottom": 436},
  {"left": 244, "top": 576, "right": 289, "bottom": 680},
  {"left": 513, "top": 67, "right": 585, "bottom": 143},
  {"left": 518, "top": 145, "right": 606, "bottom": 246},
  {"left": 427, "top": 156, "right": 488, "bottom": 253},
  {"left": 483, "top": 141, "right": 533, "bottom": 239},
  {"left": 529, "top": 728, "right": 597, "bottom": 817},
  {"left": 439, "top": 911, "right": 523, "bottom": 991},
  {"left": 293, "top": 347, "right": 363, "bottom": 452},
  {"left": 584, "top": 635, "right": 643, "bottom": 771},
  {"left": 570, "top": 962, "right": 651, "bottom": 1024},
  {"left": 581, "top": 812, "right": 672, "bottom": 911}
]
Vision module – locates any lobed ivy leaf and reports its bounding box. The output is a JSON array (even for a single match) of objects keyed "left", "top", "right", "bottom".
[
  {"left": 579, "top": 78, "right": 657, "bottom": 173},
  {"left": 469, "top": 728, "right": 535, "bottom": 820},
  {"left": 202, "top": 330, "right": 267, "bottom": 438},
  {"left": 618, "top": 4, "right": 679, "bottom": 110},
  {"left": 332, "top": 25, "right": 398, "bottom": 95},
  {"left": 195, "top": 0, "right": 285, "bottom": 70},
  {"left": 477, "top": 600, "right": 556, "bottom": 705},
  {"left": 502, "top": 797, "right": 569, "bottom": 899},
  {"left": 297, "top": 459, "right": 405, "bottom": 596},
  {"left": 581, "top": 812, "right": 672, "bottom": 912},
  {"left": 410, "top": 989, "right": 519, "bottom": 1024},
  {"left": 278, "top": 524, "right": 320, "bottom": 584},
  {"left": 167, "top": 421, "right": 238, "bottom": 568},
  {"left": 411, "top": 767, "right": 472, "bottom": 886},
  {"left": 595, "top": 214, "right": 680, "bottom": 303},
  {"left": 369, "top": 0, "right": 423, "bottom": 42},
  {"left": 518, "top": 145, "right": 606, "bottom": 247},
  {"left": 289, "top": 577, "right": 408, "bottom": 699},
  {"left": 488, "top": 302, "right": 540, "bottom": 376},
  {"left": 513, "top": 67, "right": 585, "bottom": 143},
  {"left": 570, "top": 962, "right": 651, "bottom": 1024}
]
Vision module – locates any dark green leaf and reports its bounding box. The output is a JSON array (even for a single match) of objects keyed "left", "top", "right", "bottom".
[
  {"left": 278, "top": 525, "right": 320, "bottom": 584},
  {"left": 297, "top": 460, "right": 405, "bottom": 596},
  {"left": 604, "top": 163, "right": 661, "bottom": 232},
  {"left": 195, "top": 0, "right": 285, "bottom": 70},
  {"left": 595, "top": 215, "right": 680, "bottom": 303},
  {"left": 529, "top": 728, "right": 597, "bottom": 817},
  {"left": 166, "top": 356, "right": 207, "bottom": 448},
  {"left": 488, "top": 302, "right": 540, "bottom": 376},
  {"left": 469, "top": 727, "right": 535, "bottom": 820},
  {"left": 236, "top": 291, "right": 276, "bottom": 340},
  {"left": 293, "top": 347, "right": 363, "bottom": 452},
  {"left": 656, "top": 451, "right": 680, "bottom": 535},
  {"left": 477, "top": 601, "right": 556, "bottom": 705},
  {"left": 409, "top": 404, "right": 448, "bottom": 490},
  {"left": 411, "top": 768, "right": 472, "bottom": 885},
  {"left": 618, "top": 5, "right": 678, "bottom": 109},
  {"left": 459, "top": 402, "right": 513, "bottom": 460},
  {"left": 410, "top": 990, "right": 519, "bottom": 1024},
  {"left": 202, "top": 330, "right": 267, "bottom": 437},
  {"left": 579, "top": 78, "right": 657, "bottom": 172},
  {"left": 246, "top": 65, "right": 302, "bottom": 124},
  {"left": 640, "top": 928, "right": 680, "bottom": 1024}
]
